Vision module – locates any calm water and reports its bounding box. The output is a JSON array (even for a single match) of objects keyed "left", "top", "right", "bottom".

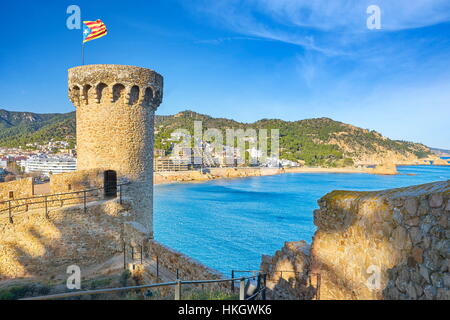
[{"left": 154, "top": 166, "right": 450, "bottom": 275}]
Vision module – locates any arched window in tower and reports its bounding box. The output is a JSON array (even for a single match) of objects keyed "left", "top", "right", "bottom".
[
  {"left": 70, "top": 86, "right": 80, "bottom": 105},
  {"left": 96, "top": 83, "right": 108, "bottom": 103},
  {"left": 82, "top": 84, "right": 92, "bottom": 104},
  {"left": 143, "top": 87, "right": 154, "bottom": 106},
  {"left": 112, "top": 83, "right": 125, "bottom": 102},
  {"left": 129, "top": 85, "right": 140, "bottom": 105}
]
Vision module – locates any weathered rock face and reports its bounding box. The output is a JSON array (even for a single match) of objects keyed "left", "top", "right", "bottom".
[
  {"left": 433, "top": 159, "right": 450, "bottom": 166},
  {"left": 369, "top": 163, "right": 398, "bottom": 175},
  {"left": 260, "top": 241, "right": 316, "bottom": 300},
  {"left": 68, "top": 65, "right": 163, "bottom": 236},
  {"left": 261, "top": 180, "right": 450, "bottom": 300}
]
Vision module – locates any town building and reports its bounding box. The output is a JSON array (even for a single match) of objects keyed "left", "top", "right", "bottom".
[
  {"left": 23, "top": 155, "right": 77, "bottom": 176},
  {"left": 154, "top": 158, "right": 191, "bottom": 171}
]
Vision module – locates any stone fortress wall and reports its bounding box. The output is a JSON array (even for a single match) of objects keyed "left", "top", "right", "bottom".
[
  {"left": 50, "top": 169, "right": 105, "bottom": 194},
  {"left": 0, "top": 178, "right": 34, "bottom": 201},
  {"left": 68, "top": 64, "right": 163, "bottom": 237},
  {"left": 261, "top": 180, "right": 450, "bottom": 300},
  {"left": 146, "top": 240, "right": 224, "bottom": 282}
]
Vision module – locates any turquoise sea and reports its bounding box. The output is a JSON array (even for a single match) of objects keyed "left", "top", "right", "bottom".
[{"left": 154, "top": 166, "right": 450, "bottom": 275}]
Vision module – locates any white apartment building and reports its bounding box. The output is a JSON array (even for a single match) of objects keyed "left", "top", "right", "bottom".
[{"left": 23, "top": 155, "right": 77, "bottom": 176}]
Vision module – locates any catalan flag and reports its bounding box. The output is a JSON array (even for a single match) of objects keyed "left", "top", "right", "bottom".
[{"left": 83, "top": 20, "right": 107, "bottom": 43}]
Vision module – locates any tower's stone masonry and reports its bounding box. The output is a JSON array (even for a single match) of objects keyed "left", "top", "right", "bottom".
[{"left": 68, "top": 64, "right": 163, "bottom": 236}]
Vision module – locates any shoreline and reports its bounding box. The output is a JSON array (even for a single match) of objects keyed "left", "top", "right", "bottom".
[{"left": 153, "top": 165, "right": 400, "bottom": 185}]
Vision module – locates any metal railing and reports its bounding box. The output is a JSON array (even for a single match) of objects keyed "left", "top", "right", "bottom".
[
  {"left": 21, "top": 273, "right": 267, "bottom": 301},
  {"left": 122, "top": 243, "right": 267, "bottom": 300},
  {"left": 232, "top": 269, "right": 321, "bottom": 300},
  {"left": 0, "top": 183, "right": 129, "bottom": 224}
]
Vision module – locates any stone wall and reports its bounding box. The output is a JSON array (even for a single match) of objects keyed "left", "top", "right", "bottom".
[
  {"left": 260, "top": 180, "right": 450, "bottom": 300},
  {"left": 111, "top": 220, "right": 227, "bottom": 289},
  {"left": 0, "top": 178, "right": 34, "bottom": 201},
  {"left": 50, "top": 169, "right": 104, "bottom": 194},
  {"left": 146, "top": 240, "right": 225, "bottom": 284},
  {"left": 0, "top": 198, "right": 131, "bottom": 281},
  {"left": 260, "top": 241, "right": 315, "bottom": 300},
  {"left": 121, "top": 234, "right": 229, "bottom": 292}
]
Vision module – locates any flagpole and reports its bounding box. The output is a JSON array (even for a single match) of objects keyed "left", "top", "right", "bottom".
[{"left": 81, "top": 26, "right": 85, "bottom": 65}]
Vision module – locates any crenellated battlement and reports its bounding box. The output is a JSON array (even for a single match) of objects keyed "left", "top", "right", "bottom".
[{"left": 68, "top": 64, "right": 163, "bottom": 108}]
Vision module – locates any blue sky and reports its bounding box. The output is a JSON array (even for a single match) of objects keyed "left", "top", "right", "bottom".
[{"left": 0, "top": 0, "right": 449, "bottom": 148}]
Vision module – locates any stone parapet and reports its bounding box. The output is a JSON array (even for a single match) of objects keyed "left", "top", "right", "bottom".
[
  {"left": 260, "top": 180, "right": 450, "bottom": 300},
  {"left": 68, "top": 64, "right": 163, "bottom": 108}
]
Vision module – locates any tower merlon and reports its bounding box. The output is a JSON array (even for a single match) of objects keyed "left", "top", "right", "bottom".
[{"left": 68, "top": 64, "right": 163, "bottom": 108}]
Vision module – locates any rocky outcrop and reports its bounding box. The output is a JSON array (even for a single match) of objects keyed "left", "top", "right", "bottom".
[
  {"left": 260, "top": 180, "right": 450, "bottom": 300},
  {"left": 369, "top": 163, "right": 398, "bottom": 175},
  {"left": 153, "top": 168, "right": 283, "bottom": 184},
  {"left": 433, "top": 159, "right": 450, "bottom": 166},
  {"left": 154, "top": 170, "right": 214, "bottom": 184}
]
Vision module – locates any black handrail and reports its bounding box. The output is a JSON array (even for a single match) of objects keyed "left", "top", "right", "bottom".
[
  {"left": 21, "top": 273, "right": 266, "bottom": 300},
  {"left": 233, "top": 269, "right": 321, "bottom": 300},
  {"left": 0, "top": 183, "right": 130, "bottom": 205}
]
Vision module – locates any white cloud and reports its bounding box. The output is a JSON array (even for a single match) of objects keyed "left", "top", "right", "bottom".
[
  {"left": 187, "top": 0, "right": 450, "bottom": 52},
  {"left": 180, "top": 0, "right": 450, "bottom": 148},
  {"left": 201, "top": 0, "right": 450, "bottom": 31}
]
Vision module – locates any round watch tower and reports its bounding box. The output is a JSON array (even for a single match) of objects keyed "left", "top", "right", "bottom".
[{"left": 68, "top": 64, "right": 163, "bottom": 236}]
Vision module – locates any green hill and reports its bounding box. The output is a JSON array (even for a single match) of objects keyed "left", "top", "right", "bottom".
[
  {"left": 154, "top": 111, "right": 432, "bottom": 167},
  {"left": 0, "top": 109, "right": 75, "bottom": 148},
  {"left": 0, "top": 109, "right": 432, "bottom": 166}
]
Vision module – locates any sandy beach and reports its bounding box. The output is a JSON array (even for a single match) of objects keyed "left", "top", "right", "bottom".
[{"left": 153, "top": 165, "right": 399, "bottom": 185}]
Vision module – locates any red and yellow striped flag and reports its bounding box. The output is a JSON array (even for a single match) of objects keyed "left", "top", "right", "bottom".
[{"left": 83, "top": 20, "right": 107, "bottom": 43}]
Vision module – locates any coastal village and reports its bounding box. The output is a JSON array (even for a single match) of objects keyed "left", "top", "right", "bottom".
[
  {"left": 0, "top": 64, "right": 448, "bottom": 302},
  {"left": 0, "top": 1, "right": 449, "bottom": 303},
  {"left": 0, "top": 125, "right": 449, "bottom": 185}
]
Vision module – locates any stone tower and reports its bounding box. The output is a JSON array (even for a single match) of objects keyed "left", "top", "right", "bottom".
[{"left": 68, "top": 64, "right": 163, "bottom": 236}]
